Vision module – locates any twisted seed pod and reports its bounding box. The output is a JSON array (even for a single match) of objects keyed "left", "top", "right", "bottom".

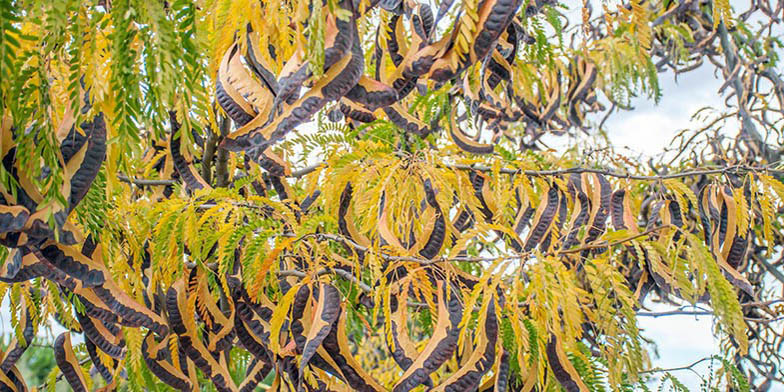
[{"left": 54, "top": 333, "right": 89, "bottom": 392}]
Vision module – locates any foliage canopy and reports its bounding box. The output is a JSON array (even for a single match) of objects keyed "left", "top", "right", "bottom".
[{"left": 0, "top": 0, "right": 783, "bottom": 391}]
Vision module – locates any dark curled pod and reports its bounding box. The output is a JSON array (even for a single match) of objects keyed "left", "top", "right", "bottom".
[
  {"left": 166, "top": 281, "right": 237, "bottom": 392},
  {"left": 288, "top": 284, "right": 351, "bottom": 380},
  {"left": 392, "top": 281, "right": 463, "bottom": 392},
  {"left": 493, "top": 349, "right": 511, "bottom": 392},
  {"left": 412, "top": 2, "right": 434, "bottom": 38},
  {"left": 289, "top": 284, "right": 312, "bottom": 353},
  {"left": 269, "top": 175, "right": 292, "bottom": 202},
  {"left": 584, "top": 174, "right": 612, "bottom": 245},
  {"left": 54, "top": 333, "right": 89, "bottom": 392},
  {"left": 698, "top": 184, "right": 715, "bottom": 247},
  {"left": 385, "top": 15, "right": 405, "bottom": 66},
  {"left": 448, "top": 108, "right": 493, "bottom": 154},
  {"left": 667, "top": 200, "right": 684, "bottom": 242},
  {"left": 340, "top": 100, "right": 377, "bottom": 123},
  {"left": 338, "top": 182, "right": 370, "bottom": 247},
  {"left": 142, "top": 332, "right": 192, "bottom": 392},
  {"left": 345, "top": 76, "right": 398, "bottom": 110},
  {"left": 323, "top": 0, "right": 357, "bottom": 70},
  {"left": 321, "top": 303, "right": 385, "bottom": 392},
  {"left": 169, "top": 111, "right": 212, "bottom": 192},
  {"left": 216, "top": 76, "right": 255, "bottom": 126},
  {"left": 546, "top": 335, "right": 589, "bottom": 392},
  {"left": 92, "top": 280, "right": 169, "bottom": 336},
  {"left": 246, "top": 146, "right": 292, "bottom": 177},
  {"left": 245, "top": 27, "right": 280, "bottom": 95},
  {"left": 387, "top": 294, "right": 418, "bottom": 372},
  {"left": 73, "top": 290, "right": 121, "bottom": 326},
  {"left": 383, "top": 104, "right": 434, "bottom": 138},
  {"left": 0, "top": 368, "right": 17, "bottom": 392},
  {"left": 0, "top": 248, "right": 23, "bottom": 284},
  {"left": 539, "top": 191, "right": 568, "bottom": 252},
  {"left": 298, "top": 283, "right": 341, "bottom": 386},
  {"left": 726, "top": 232, "right": 749, "bottom": 269},
  {"left": 610, "top": 190, "right": 629, "bottom": 231},
  {"left": 299, "top": 190, "right": 321, "bottom": 215},
  {"left": 717, "top": 186, "right": 733, "bottom": 249},
  {"left": 379, "top": 0, "right": 403, "bottom": 13},
  {"left": 271, "top": 58, "right": 310, "bottom": 120},
  {"left": 38, "top": 242, "right": 105, "bottom": 288},
  {"left": 431, "top": 298, "right": 498, "bottom": 391},
  {"left": 0, "top": 206, "right": 28, "bottom": 234},
  {"left": 419, "top": 178, "right": 446, "bottom": 259},
  {"left": 80, "top": 235, "right": 98, "bottom": 259},
  {"left": 562, "top": 188, "right": 589, "bottom": 250},
  {"left": 453, "top": 209, "right": 474, "bottom": 233},
  {"left": 0, "top": 365, "right": 27, "bottom": 392},
  {"left": 1, "top": 148, "right": 37, "bottom": 213},
  {"left": 223, "top": 6, "right": 363, "bottom": 153},
  {"left": 524, "top": 186, "right": 559, "bottom": 252},
  {"left": 75, "top": 311, "right": 125, "bottom": 359},
  {"left": 216, "top": 44, "right": 257, "bottom": 126},
  {"left": 0, "top": 300, "right": 34, "bottom": 373},
  {"left": 67, "top": 113, "right": 106, "bottom": 213},
  {"left": 472, "top": 0, "right": 525, "bottom": 62},
  {"left": 58, "top": 124, "right": 89, "bottom": 165},
  {"left": 85, "top": 338, "right": 115, "bottom": 384},
  {"left": 234, "top": 307, "right": 272, "bottom": 363},
  {"left": 469, "top": 171, "right": 493, "bottom": 221}
]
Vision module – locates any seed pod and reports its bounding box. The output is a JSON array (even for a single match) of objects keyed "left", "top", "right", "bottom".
[
  {"left": 392, "top": 281, "right": 463, "bottom": 392},
  {"left": 546, "top": 335, "right": 589, "bottom": 392},
  {"left": 169, "top": 112, "right": 212, "bottom": 191},
  {"left": 142, "top": 332, "right": 193, "bottom": 392},
  {"left": 54, "top": 333, "right": 89, "bottom": 392},
  {"left": 431, "top": 297, "right": 498, "bottom": 391}
]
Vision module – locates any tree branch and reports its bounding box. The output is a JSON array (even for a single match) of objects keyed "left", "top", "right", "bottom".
[
  {"left": 445, "top": 163, "right": 784, "bottom": 180},
  {"left": 640, "top": 356, "right": 716, "bottom": 374},
  {"left": 557, "top": 225, "right": 668, "bottom": 255},
  {"left": 117, "top": 175, "right": 177, "bottom": 186},
  {"left": 118, "top": 163, "right": 783, "bottom": 188}
]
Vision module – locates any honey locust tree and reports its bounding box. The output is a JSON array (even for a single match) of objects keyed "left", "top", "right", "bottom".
[{"left": 0, "top": 0, "right": 783, "bottom": 390}]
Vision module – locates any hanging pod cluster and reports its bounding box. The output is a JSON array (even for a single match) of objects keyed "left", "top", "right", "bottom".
[
  {"left": 1, "top": 101, "right": 781, "bottom": 390},
  {"left": 214, "top": 0, "right": 601, "bottom": 163},
  {"left": 0, "top": 104, "right": 168, "bottom": 390},
  {"left": 0, "top": 0, "right": 782, "bottom": 390}
]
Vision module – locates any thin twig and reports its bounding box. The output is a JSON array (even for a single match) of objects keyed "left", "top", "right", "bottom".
[
  {"left": 640, "top": 356, "right": 716, "bottom": 374},
  {"left": 278, "top": 268, "right": 373, "bottom": 293},
  {"left": 755, "top": 254, "right": 784, "bottom": 285},
  {"left": 117, "top": 175, "right": 177, "bottom": 186},
  {"left": 446, "top": 163, "right": 784, "bottom": 181},
  {"left": 557, "top": 225, "right": 668, "bottom": 254},
  {"left": 637, "top": 310, "right": 713, "bottom": 317},
  {"left": 118, "top": 163, "right": 782, "bottom": 186}
]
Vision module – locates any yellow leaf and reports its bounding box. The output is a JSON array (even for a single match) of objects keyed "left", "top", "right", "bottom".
[{"left": 269, "top": 281, "right": 303, "bottom": 354}]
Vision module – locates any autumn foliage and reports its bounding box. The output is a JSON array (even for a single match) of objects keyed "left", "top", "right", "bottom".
[{"left": 0, "top": 0, "right": 783, "bottom": 390}]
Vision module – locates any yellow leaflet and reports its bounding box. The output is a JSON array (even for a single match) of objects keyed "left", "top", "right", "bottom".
[
  {"left": 270, "top": 280, "right": 303, "bottom": 354},
  {"left": 458, "top": 258, "right": 504, "bottom": 349},
  {"left": 732, "top": 187, "right": 749, "bottom": 238},
  {"left": 663, "top": 178, "right": 698, "bottom": 213},
  {"left": 757, "top": 189, "right": 774, "bottom": 253},
  {"left": 251, "top": 236, "right": 297, "bottom": 296}
]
